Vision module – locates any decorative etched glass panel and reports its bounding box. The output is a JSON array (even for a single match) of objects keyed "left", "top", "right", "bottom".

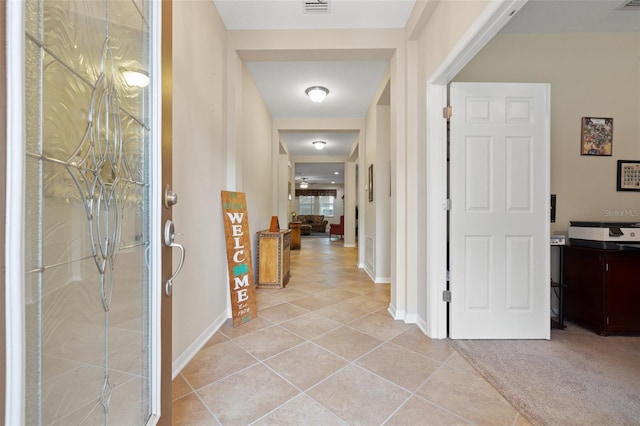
[{"left": 24, "top": 0, "right": 152, "bottom": 423}]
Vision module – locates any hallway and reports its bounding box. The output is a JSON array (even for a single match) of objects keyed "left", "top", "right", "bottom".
[{"left": 172, "top": 236, "right": 529, "bottom": 425}]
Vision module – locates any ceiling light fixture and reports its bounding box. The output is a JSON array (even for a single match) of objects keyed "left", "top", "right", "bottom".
[
  {"left": 123, "top": 70, "right": 150, "bottom": 88},
  {"left": 312, "top": 140, "right": 326, "bottom": 150},
  {"left": 305, "top": 86, "right": 329, "bottom": 103},
  {"left": 300, "top": 178, "right": 309, "bottom": 188}
]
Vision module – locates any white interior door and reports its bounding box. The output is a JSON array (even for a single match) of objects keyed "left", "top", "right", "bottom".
[{"left": 449, "top": 82, "right": 550, "bottom": 339}]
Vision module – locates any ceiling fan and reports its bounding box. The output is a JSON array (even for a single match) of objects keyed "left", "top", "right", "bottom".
[{"left": 304, "top": 0, "right": 329, "bottom": 13}]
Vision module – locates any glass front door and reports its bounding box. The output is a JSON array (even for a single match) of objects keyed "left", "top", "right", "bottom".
[{"left": 23, "top": 0, "right": 156, "bottom": 423}]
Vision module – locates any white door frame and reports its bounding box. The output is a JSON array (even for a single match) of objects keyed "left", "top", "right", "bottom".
[
  {"left": 5, "top": 2, "right": 26, "bottom": 423},
  {"left": 425, "top": 0, "right": 529, "bottom": 339}
]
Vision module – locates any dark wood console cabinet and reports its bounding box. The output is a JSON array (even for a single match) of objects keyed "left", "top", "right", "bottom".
[
  {"left": 564, "top": 245, "right": 640, "bottom": 335},
  {"left": 289, "top": 222, "right": 301, "bottom": 250}
]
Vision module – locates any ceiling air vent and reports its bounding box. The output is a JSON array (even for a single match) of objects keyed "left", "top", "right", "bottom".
[
  {"left": 304, "top": 0, "right": 329, "bottom": 13},
  {"left": 617, "top": 0, "right": 640, "bottom": 10}
]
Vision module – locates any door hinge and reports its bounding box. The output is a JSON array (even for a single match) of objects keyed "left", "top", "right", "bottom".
[
  {"left": 443, "top": 290, "right": 451, "bottom": 303},
  {"left": 442, "top": 199, "right": 451, "bottom": 211},
  {"left": 443, "top": 106, "right": 452, "bottom": 120}
]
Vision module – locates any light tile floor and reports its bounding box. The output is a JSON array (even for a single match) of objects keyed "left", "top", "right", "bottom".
[{"left": 173, "top": 236, "right": 531, "bottom": 425}]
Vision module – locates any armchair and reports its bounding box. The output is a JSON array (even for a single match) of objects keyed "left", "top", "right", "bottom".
[{"left": 329, "top": 215, "right": 344, "bottom": 240}]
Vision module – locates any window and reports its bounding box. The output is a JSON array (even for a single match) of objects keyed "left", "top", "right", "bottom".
[
  {"left": 299, "top": 196, "right": 314, "bottom": 215},
  {"left": 318, "top": 196, "right": 334, "bottom": 217},
  {"left": 295, "top": 189, "right": 338, "bottom": 217}
]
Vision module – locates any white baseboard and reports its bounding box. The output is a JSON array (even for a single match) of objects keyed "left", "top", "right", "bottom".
[
  {"left": 415, "top": 314, "right": 446, "bottom": 339},
  {"left": 404, "top": 312, "right": 418, "bottom": 324},
  {"left": 363, "top": 266, "right": 390, "bottom": 285},
  {"left": 172, "top": 311, "right": 229, "bottom": 379},
  {"left": 387, "top": 304, "right": 418, "bottom": 324},
  {"left": 364, "top": 265, "right": 375, "bottom": 282},
  {"left": 387, "top": 303, "right": 397, "bottom": 318},
  {"left": 416, "top": 315, "right": 429, "bottom": 336},
  {"left": 388, "top": 304, "right": 406, "bottom": 320}
]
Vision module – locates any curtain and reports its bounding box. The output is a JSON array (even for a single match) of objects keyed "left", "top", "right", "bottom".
[{"left": 295, "top": 189, "right": 337, "bottom": 197}]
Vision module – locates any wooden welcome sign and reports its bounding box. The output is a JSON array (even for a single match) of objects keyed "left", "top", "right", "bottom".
[{"left": 221, "top": 191, "right": 258, "bottom": 326}]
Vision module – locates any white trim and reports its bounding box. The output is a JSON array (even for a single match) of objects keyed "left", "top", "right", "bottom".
[
  {"left": 148, "top": 1, "right": 163, "bottom": 424},
  {"left": 363, "top": 266, "right": 390, "bottom": 285},
  {"left": 387, "top": 307, "right": 417, "bottom": 324},
  {"left": 403, "top": 313, "right": 417, "bottom": 324},
  {"left": 428, "top": 0, "right": 528, "bottom": 85},
  {"left": 387, "top": 304, "right": 400, "bottom": 319},
  {"left": 5, "top": 1, "right": 26, "bottom": 424},
  {"left": 424, "top": 0, "right": 528, "bottom": 339},
  {"left": 425, "top": 84, "right": 448, "bottom": 339},
  {"left": 172, "top": 311, "right": 228, "bottom": 379},
  {"left": 542, "top": 83, "right": 552, "bottom": 340},
  {"left": 415, "top": 315, "right": 429, "bottom": 336}
]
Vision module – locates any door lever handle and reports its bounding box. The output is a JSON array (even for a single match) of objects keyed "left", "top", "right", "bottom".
[{"left": 164, "top": 220, "right": 185, "bottom": 296}]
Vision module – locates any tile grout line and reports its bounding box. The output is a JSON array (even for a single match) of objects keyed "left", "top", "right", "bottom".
[
  {"left": 175, "top": 238, "right": 525, "bottom": 425},
  {"left": 175, "top": 373, "right": 224, "bottom": 425}
]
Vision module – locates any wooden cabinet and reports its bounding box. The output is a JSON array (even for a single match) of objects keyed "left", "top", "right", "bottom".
[
  {"left": 564, "top": 245, "right": 640, "bottom": 335},
  {"left": 255, "top": 230, "right": 291, "bottom": 288},
  {"left": 289, "top": 222, "right": 301, "bottom": 250}
]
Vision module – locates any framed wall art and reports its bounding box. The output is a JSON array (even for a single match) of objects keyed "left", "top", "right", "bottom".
[
  {"left": 580, "top": 117, "right": 613, "bottom": 156},
  {"left": 368, "top": 164, "right": 374, "bottom": 202},
  {"left": 616, "top": 160, "right": 640, "bottom": 191}
]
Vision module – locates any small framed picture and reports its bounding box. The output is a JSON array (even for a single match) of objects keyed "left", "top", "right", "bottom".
[
  {"left": 368, "top": 164, "right": 374, "bottom": 202},
  {"left": 581, "top": 117, "right": 613, "bottom": 156},
  {"left": 616, "top": 160, "right": 640, "bottom": 191}
]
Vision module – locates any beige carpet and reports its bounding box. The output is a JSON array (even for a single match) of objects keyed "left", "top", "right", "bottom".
[{"left": 452, "top": 322, "right": 640, "bottom": 426}]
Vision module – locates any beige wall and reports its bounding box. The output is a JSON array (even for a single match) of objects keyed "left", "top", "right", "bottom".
[
  {"left": 241, "top": 64, "right": 275, "bottom": 238},
  {"left": 171, "top": 0, "right": 230, "bottom": 372},
  {"left": 418, "top": 0, "right": 491, "bottom": 76},
  {"left": 454, "top": 32, "right": 640, "bottom": 233},
  {"left": 375, "top": 104, "right": 391, "bottom": 281},
  {"left": 363, "top": 90, "right": 377, "bottom": 278},
  {"left": 172, "top": 2, "right": 278, "bottom": 373}
]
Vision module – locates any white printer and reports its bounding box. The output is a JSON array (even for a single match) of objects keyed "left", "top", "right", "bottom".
[{"left": 568, "top": 221, "right": 640, "bottom": 250}]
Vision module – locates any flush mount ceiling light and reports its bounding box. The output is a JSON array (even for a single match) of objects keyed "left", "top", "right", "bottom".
[
  {"left": 312, "top": 140, "right": 326, "bottom": 150},
  {"left": 305, "top": 86, "right": 329, "bottom": 103},
  {"left": 123, "top": 70, "right": 150, "bottom": 88}
]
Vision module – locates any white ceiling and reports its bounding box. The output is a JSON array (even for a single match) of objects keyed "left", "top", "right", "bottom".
[
  {"left": 280, "top": 131, "right": 358, "bottom": 156},
  {"left": 501, "top": 0, "right": 640, "bottom": 33},
  {"left": 214, "top": 0, "right": 639, "bottom": 187},
  {"left": 213, "top": 0, "right": 417, "bottom": 30},
  {"left": 245, "top": 61, "right": 388, "bottom": 120}
]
